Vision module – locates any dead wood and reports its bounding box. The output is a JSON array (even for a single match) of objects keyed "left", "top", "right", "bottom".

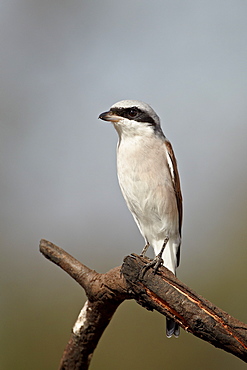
[{"left": 39, "top": 239, "right": 247, "bottom": 369}]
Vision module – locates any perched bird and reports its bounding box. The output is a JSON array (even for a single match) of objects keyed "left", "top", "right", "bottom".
[{"left": 99, "top": 100, "right": 182, "bottom": 337}]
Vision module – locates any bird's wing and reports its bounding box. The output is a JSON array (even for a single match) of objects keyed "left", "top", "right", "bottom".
[{"left": 165, "top": 139, "right": 183, "bottom": 266}]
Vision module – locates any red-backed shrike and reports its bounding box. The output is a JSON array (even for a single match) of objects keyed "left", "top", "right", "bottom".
[{"left": 99, "top": 100, "right": 182, "bottom": 337}]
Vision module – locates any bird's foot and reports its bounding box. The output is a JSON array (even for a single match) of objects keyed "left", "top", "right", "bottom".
[
  {"left": 139, "top": 254, "right": 164, "bottom": 279},
  {"left": 139, "top": 236, "right": 169, "bottom": 279}
]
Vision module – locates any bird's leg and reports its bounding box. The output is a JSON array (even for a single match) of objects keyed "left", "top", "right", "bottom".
[
  {"left": 140, "top": 242, "right": 150, "bottom": 257},
  {"left": 139, "top": 236, "right": 169, "bottom": 279},
  {"left": 152, "top": 236, "right": 169, "bottom": 273}
]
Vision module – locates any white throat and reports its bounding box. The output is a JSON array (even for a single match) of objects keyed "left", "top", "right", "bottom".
[{"left": 113, "top": 118, "right": 155, "bottom": 140}]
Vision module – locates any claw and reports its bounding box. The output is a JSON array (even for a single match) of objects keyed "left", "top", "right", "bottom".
[
  {"left": 153, "top": 255, "right": 164, "bottom": 274},
  {"left": 139, "top": 254, "right": 163, "bottom": 279},
  {"left": 139, "top": 237, "right": 169, "bottom": 279}
]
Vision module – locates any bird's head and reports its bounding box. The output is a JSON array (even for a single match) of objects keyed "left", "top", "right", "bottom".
[{"left": 99, "top": 100, "right": 162, "bottom": 138}]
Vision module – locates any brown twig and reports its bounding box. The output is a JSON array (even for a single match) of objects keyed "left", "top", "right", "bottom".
[{"left": 39, "top": 239, "right": 247, "bottom": 369}]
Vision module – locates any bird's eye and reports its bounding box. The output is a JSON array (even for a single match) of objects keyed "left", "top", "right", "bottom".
[{"left": 127, "top": 108, "right": 139, "bottom": 119}]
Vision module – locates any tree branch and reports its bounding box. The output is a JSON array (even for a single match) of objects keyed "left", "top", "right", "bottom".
[
  {"left": 122, "top": 254, "right": 247, "bottom": 361},
  {"left": 39, "top": 239, "right": 247, "bottom": 369},
  {"left": 40, "top": 239, "right": 130, "bottom": 370}
]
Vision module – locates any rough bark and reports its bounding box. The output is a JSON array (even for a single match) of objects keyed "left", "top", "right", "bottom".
[{"left": 39, "top": 239, "right": 247, "bottom": 370}]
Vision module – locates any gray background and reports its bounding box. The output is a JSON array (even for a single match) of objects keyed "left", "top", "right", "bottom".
[{"left": 1, "top": 1, "right": 247, "bottom": 369}]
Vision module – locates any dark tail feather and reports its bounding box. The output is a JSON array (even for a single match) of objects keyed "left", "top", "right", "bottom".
[{"left": 166, "top": 318, "right": 180, "bottom": 338}]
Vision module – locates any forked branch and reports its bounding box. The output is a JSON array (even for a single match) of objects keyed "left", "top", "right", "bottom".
[{"left": 39, "top": 239, "right": 247, "bottom": 369}]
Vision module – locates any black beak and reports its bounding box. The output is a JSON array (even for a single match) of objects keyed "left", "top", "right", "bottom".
[
  {"left": 98, "top": 110, "right": 120, "bottom": 122},
  {"left": 98, "top": 111, "right": 111, "bottom": 121}
]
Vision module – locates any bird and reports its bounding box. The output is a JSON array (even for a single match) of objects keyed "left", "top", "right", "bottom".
[{"left": 99, "top": 100, "right": 182, "bottom": 338}]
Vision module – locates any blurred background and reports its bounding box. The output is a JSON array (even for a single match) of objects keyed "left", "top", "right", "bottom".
[{"left": 1, "top": 1, "right": 247, "bottom": 369}]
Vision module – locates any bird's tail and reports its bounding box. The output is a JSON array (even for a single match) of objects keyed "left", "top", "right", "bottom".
[
  {"left": 166, "top": 317, "right": 180, "bottom": 338},
  {"left": 153, "top": 239, "right": 180, "bottom": 337}
]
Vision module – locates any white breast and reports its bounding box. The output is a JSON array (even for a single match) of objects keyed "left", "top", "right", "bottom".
[{"left": 116, "top": 135, "right": 179, "bottom": 243}]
